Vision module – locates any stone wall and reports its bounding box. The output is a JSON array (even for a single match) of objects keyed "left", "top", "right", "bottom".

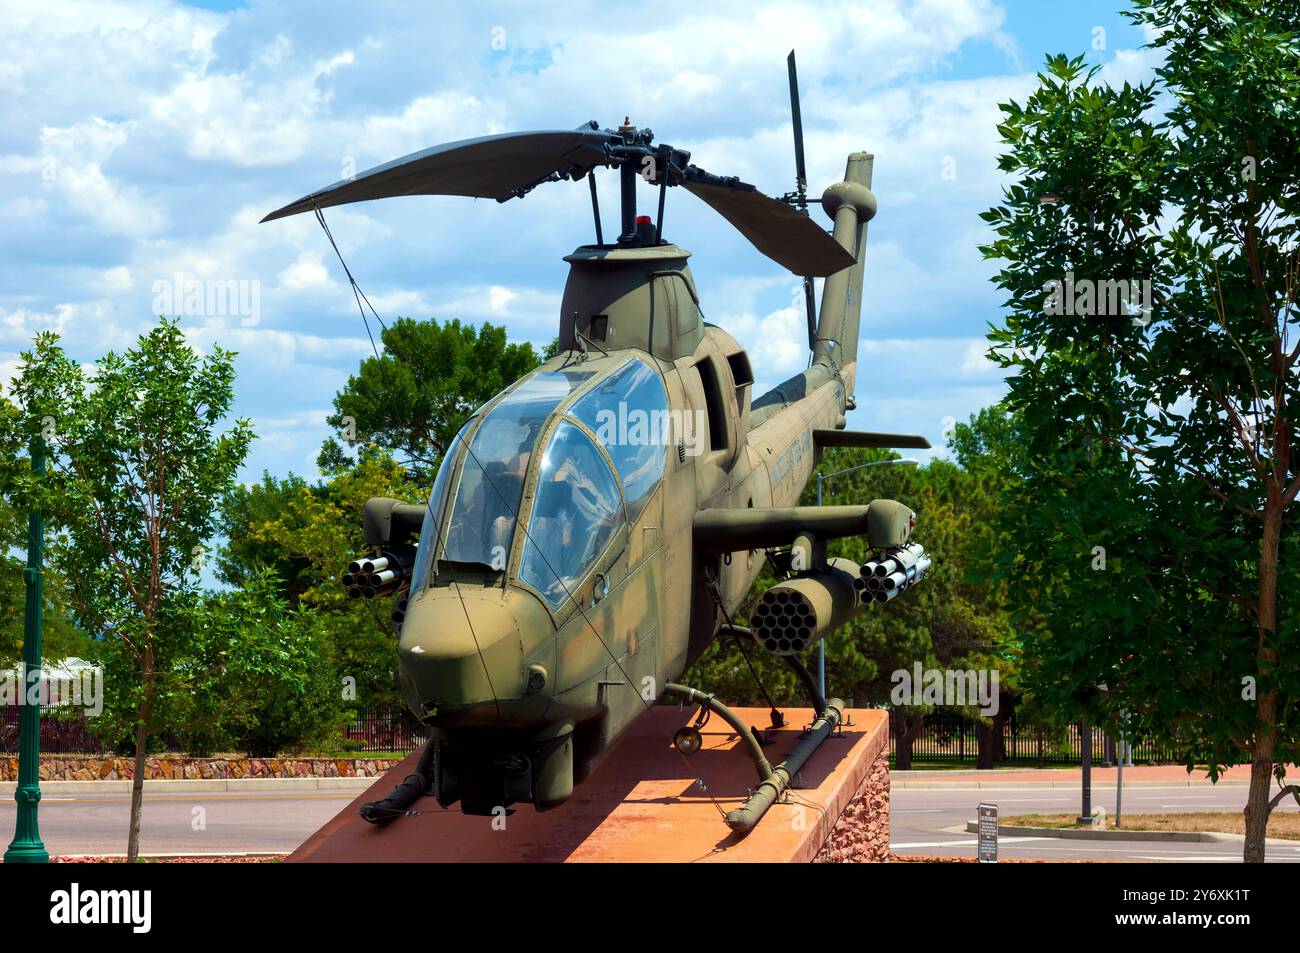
[
  {"left": 813, "top": 748, "right": 890, "bottom": 862},
  {"left": 0, "top": 755, "right": 403, "bottom": 782}
]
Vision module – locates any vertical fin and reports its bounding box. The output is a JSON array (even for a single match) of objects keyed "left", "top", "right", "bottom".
[{"left": 812, "top": 153, "right": 877, "bottom": 393}]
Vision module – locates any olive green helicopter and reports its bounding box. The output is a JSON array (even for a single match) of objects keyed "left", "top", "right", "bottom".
[{"left": 261, "top": 52, "right": 931, "bottom": 833}]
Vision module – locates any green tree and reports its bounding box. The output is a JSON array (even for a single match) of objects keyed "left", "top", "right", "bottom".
[
  {"left": 1, "top": 318, "right": 254, "bottom": 862},
  {"left": 980, "top": 1, "right": 1300, "bottom": 861},
  {"left": 319, "top": 318, "right": 542, "bottom": 480},
  {"left": 179, "top": 572, "right": 346, "bottom": 757},
  {"left": 225, "top": 320, "right": 550, "bottom": 707},
  {"left": 218, "top": 452, "right": 414, "bottom": 706},
  {"left": 688, "top": 431, "right": 1017, "bottom": 770}
]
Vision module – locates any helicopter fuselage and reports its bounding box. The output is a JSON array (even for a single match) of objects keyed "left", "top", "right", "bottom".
[{"left": 391, "top": 236, "right": 855, "bottom": 814}]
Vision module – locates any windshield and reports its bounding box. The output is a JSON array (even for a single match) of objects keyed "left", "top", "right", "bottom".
[
  {"left": 519, "top": 421, "right": 624, "bottom": 609},
  {"left": 568, "top": 358, "right": 668, "bottom": 524},
  {"left": 442, "top": 368, "right": 594, "bottom": 569},
  {"left": 409, "top": 419, "right": 471, "bottom": 595}
]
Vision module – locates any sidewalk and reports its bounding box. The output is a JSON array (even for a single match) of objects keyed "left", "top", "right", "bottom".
[
  {"left": 0, "top": 776, "right": 378, "bottom": 796},
  {"left": 893, "top": 763, "right": 1255, "bottom": 789}
]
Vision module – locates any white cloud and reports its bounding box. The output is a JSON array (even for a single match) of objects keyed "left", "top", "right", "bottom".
[
  {"left": 2, "top": 0, "right": 1154, "bottom": 482},
  {"left": 145, "top": 40, "right": 358, "bottom": 167},
  {"left": 0, "top": 304, "right": 76, "bottom": 345},
  {"left": 277, "top": 252, "right": 332, "bottom": 291},
  {"left": 100, "top": 266, "right": 134, "bottom": 293},
  {"left": 9, "top": 117, "right": 170, "bottom": 236}
]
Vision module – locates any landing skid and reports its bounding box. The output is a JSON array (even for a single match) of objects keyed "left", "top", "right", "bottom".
[{"left": 664, "top": 652, "right": 844, "bottom": 833}]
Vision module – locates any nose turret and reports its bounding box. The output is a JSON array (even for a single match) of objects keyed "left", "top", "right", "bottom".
[{"left": 397, "top": 583, "right": 554, "bottom": 727}]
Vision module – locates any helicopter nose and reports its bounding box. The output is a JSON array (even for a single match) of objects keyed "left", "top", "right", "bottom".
[{"left": 397, "top": 585, "right": 549, "bottom": 724}]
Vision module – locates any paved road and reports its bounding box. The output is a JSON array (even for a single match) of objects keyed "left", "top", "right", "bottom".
[
  {"left": 8, "top": 772, "right": 1300, "bottom": 862},
  {"left": 0, "top": 790, "right": 356, "bottom": 856},
  {"left": 892, "top": 781, "right": 1300, "bottom": 862}
]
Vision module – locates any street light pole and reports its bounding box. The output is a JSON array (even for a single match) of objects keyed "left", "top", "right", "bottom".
[
  {"left": 816, "top": 472, "right": 824, "bottom": 700},
  {"left": 5, "top": 436, "right": 48, "bottom": 864},
  {"left": 813, "top": 457, "right": 920, "bottom": 701},
  {"left": 1116, "top": 709, "right": 1128, "bottom": 828},
  {"left": 1077, "top": 715, "right": 1092, "bottom": 825}
]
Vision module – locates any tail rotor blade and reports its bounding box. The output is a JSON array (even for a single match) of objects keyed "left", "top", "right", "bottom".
[{"left": 788, "top": 50, "right": 808, "bottom": 199}]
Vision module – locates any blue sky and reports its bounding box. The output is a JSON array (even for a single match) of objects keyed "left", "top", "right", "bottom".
[{"left": 0, "top": 0, "right": 1162, "bottom": 484}]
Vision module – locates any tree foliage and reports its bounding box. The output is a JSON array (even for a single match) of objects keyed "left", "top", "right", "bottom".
[
  {"left": 0, "top": 317, "right": 254, "bottom": 861},
  {"left": 980, "top": 1, "right": 1300, "bottom": 861},
  {"left": 179, "top": 571, "right": 346, "bottom": 757},
  {"left": 688, "top": 415, "right": 1017, "bottom": 768},
  {"left": 318, "top": 318, "right": 542, "bottom": 480},
  {"left": 217, "top": 453, "right": 415, "bottom": 706}
]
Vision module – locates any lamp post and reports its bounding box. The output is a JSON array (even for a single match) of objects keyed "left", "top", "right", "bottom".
[
  {"left": 5, "top": 436, "right": 48, "bottom": 864},
  {"left": 1077, "top": 714, "right": 1092, "bottom": 825},
  {"left": 1077, "top": 681, "right": 1112, "bottom": 826},
  {"left": 1043, "top": 189, "right": 1105, "bottom": 828},
  {"left": 814, "top": 457, "right": 920, "bottom": 699}
]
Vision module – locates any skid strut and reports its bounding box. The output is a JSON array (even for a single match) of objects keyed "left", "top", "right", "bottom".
[{"left": 724, "top": 697, "right": 845, "bottom": 833}]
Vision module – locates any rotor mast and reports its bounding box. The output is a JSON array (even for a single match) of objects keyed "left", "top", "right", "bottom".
[{"left": 617, "top": 117, "right": 643, "bottom": 245}]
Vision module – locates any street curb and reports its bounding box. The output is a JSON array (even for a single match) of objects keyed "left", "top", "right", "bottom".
[
  {"left": 963, "top": 820, "right": 1294, "bottom": 846},
  {"left": 892, "top": 768, "right": 1217, "bottom": 777},
  {"left": 0, "top": 777, "right": 377, "bottom": 796},
  {"left": 895, "top": 780, "right": 1250, "bottom": 789},
  {"left": 53, "top": 852, "right": 289, "bottom": 862}
]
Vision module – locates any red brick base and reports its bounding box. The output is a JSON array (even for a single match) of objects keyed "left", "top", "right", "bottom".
[{"left": 813, "top": 748, "right": 890, "bottom": 862}]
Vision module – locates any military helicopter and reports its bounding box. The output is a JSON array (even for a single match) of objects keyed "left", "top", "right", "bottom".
[{"left": 262, "top": 53, "right": 931, "bottom": 833}]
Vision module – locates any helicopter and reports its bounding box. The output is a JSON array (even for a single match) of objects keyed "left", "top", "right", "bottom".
[{"left": 261, "top": 52, "right": 932, "bottom": 833}]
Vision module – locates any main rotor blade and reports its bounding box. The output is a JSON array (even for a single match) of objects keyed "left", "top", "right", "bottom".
[
  {"left": 681, "top": 179, "right": 855, "bottom": 277},
  {"left": 261, "top": 128, "right": 615, "bottom": 222}
]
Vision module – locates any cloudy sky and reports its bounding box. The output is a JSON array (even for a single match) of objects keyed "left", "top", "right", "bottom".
[{"left": 0, "top": 0, "right": 1162, "bottom": 483}]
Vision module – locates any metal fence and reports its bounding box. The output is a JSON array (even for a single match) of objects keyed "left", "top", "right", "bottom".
[
  {"left": 1, "top": 704, "right": 109, "bottom": 755},
  {"left": 5, "top": 703, "right": 1184, "bottom": 765},
  {"left": 889, "top": 710, "right": 1185, "bottom": 767},
  {"left": 340, "top": 706, "right": 427, "bottom": 754}
]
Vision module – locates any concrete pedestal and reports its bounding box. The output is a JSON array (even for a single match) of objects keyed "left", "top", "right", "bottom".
[{"left": 290, "top": 706, "right": 889, "bottom": 863}]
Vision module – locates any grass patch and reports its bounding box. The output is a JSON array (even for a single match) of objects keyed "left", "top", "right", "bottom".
[
  {"left": 1004, "top": 812, "right": 1300, "bottom": 841},
  {"left": 300, "top": 751, "right": 409, "bottom": 759}
]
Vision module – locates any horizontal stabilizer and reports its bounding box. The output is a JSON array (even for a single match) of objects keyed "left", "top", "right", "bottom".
[{"left": 813, "top": 429, "right": 931, "bottom": 450}]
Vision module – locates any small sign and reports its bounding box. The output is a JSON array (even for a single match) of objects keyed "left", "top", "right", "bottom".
[{"left": 977, "top": 802, "right": 998, "bottom": 863}]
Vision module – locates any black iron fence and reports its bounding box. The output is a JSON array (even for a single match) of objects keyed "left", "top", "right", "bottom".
[
  {"left": 1, "top": 704, "right": 109, "bottom": 755},
  {"left": 339, "top": 706, "right": 427, "bottom": 754},
  {"left": 5, "top": 702, "right": 1184, "bottom": 766},
  {"left": 889, "top": 710, "right": 1185, "bottom": 767}
]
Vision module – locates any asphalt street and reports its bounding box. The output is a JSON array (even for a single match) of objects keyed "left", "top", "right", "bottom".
[
  {"left": 0, "top": 790, "right": 355, "bottom": 857},
  {"left": 891, "top": 782, "right": 1300, "bottom": 862},
  {"left": 6, "top": 775, "right": 1300, "bottom": 862}
]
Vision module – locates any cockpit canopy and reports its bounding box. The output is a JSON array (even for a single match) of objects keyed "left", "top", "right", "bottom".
[{"left": 410, "top": 356, "right": 670, "bottom": 611}]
